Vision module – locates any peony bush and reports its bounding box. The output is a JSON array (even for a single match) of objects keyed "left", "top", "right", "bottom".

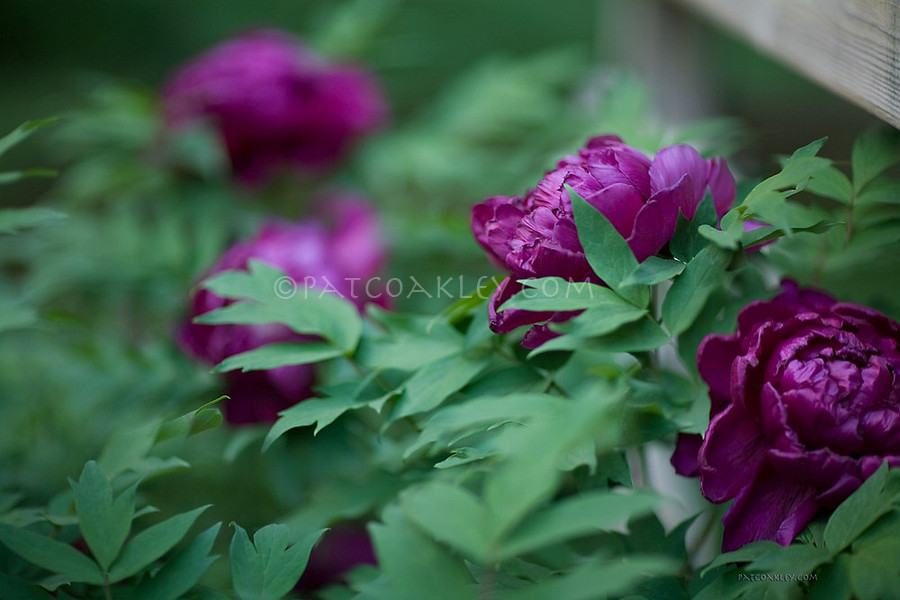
[{"left": 1, "top": 17, "right": 900, "bottom": 600}]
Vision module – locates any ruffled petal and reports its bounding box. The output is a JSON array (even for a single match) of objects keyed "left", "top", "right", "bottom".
[
  {"left": 649, "top": 145, "right": 709, "bottom": 220},
  {"left": 721, "top": 463, "right": 818, "bottom": 550},
  {"left": 697, "top": 334, "right": 740, "bottom": 417},
  {"left": 707, "top": 157, "right": 737, "bottom": 218},
  {"left": 671, "top": 433, "right": 702, "bottom": 477},
  {"left": 699, "top": 402, "right": 766, "bottom": 502},
  {"left": 625, "top": 181, "right": 681, "bottom": 262},
  {"left": 471, "top": 195, "right": 526, "bottom": 270},
  {"left": 487, "top": 278, "right": 553, "bottom": 334}
]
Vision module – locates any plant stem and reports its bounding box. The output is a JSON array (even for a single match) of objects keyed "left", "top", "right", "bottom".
[
  {"left": 687, "top": 505, "right": 722, "bottom": 560},
  {"left": 479, "top": 565, "right": 496, "bottom": 600},
  {"left": 845, "top": 191, "right": 857, "bottom": 243}
]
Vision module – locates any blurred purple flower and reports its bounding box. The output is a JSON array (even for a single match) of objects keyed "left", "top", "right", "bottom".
[
  {"left": 179, "top": 193, "right": 386, "bottom": 424},
  {"left": 471, "top": 135, "right": 735, "bottom": 347},
  {"left": 673, "top": 281, "right": 900, "bottom": 550},
  {"left": 163, "top": 30, "right": 387, "bottom": 183},
  {"left": 296, "top": 526, "right": 377, "bottom": 592}
]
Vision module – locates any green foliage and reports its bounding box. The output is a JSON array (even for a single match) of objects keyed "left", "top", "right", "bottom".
[
  {"left": 229, "top": 524, "right": 324, "bottom": 600},
  {"left": 570, "top": 188, "right": 649, "bottom": 307},
  {"left": 70, "top": 461, "right": 136, "bottom": 570},
  {"left": 661, "top": 246, "right": 732, "bottom": 335},
  {"left": 198, "top": 260, "right": 362, "bottom": 355},
  {"left": 2, "top": 6, "right": 898, "bottom": 597},
  {"left": 0, "top": 207, "right": 65, "bottom": 235},
  {"left": 696, "top": 464, "right": 900, "bottom": 600},
  {"left": 770, "top": 128, "right": 900, "bottom": 317}
]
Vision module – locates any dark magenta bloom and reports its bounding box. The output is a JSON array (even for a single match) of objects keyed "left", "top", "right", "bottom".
[
  {"left": 674, "top": 282, "right": 900, "bottom": 550},
  {"left": 471, "top": 135, "right": 735, "bottom": 346},
  {"left": 179, "top": 193, "right": 386, "bottom": 424},
  {"left": 163, "top": 30, "right": 387, "bottom": 182},
  {"left": 296, "top": 526, "right": 377, "bottom": 592}
]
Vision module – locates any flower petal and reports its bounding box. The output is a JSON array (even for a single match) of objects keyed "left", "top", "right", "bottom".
[
  {"left": 697, "top": 334, "right": 740, "bottom": 417},
  {"left": 487, "top": 278, "right": 554, "bottom": 333},
  {"left": 625, "top": 183, "right": 681, "bottom": 262},
  {"left": 721, "top": 463, "right": 818, "bottom": 550},
  {"left": 707, "top": 157, "right": 737, "bottom": 218},
  {"left": 671, "top": 433, "right": 702, "bottom": 477},
  {"left": 649, "top": 144, "right": 709, "bottom": 219},
  {"left": 699, "top": 402, "right": 766, "bottom": 502}
]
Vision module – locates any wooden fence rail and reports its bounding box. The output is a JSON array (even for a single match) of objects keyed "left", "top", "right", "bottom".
[{"left": 671, "top": 0, "right": 900, "bottom": 128}]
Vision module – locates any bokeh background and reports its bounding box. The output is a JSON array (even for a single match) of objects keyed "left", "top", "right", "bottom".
[{"left": 1, "top": 0, "right": 876, "bottom": 173}]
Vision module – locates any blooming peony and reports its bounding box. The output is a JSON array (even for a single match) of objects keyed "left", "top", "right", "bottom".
[
  {"left": 163, "top": 30, "right": 387, "bottom": 182},
  {"left": 673, "top": 282, "right": 900, "bottom": 550},
  {"left": 179, "top": 193, "right": 386, "bottom": 424},
  {"left": 471, "top": 135, "right": 735, "bottom": 347}
]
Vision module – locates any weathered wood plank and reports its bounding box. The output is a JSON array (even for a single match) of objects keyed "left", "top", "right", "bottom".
[{"left": 671, "top": 0, "right": 900, "bottom": 128}]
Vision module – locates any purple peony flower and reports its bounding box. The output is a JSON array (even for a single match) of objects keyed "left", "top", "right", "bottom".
[
  {"left": 179, "top": 192, "right": 386, "bottom": 424},
  {"left": 673, "top": 282, "right": 900, "bottom": 550},
  {"left": 471, "top": 135, "right": 735, "bottom": 347},
  {"left": 295, "top": 526, "right": 377, "bottom": 592},
  {"left": 163, "top": 30, "right": 387, "bottom": 183}
]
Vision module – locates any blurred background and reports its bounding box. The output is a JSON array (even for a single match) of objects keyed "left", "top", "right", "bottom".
[
  {"left": 0, "top": 0, "right": 877, "bottom": 172},
  {"left": 0, "top": 0, "right": 889, "bottom": 559}
]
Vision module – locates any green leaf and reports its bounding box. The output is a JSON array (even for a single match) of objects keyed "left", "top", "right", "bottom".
[
  {"left": 404, "top": 393, "right": 559, "bottom": 459},
  {"left": 622, "top": 257, "right": 686, "bottom": 286},
  {"left": 739, "top": 220, "right": 839, "bottom": 248},
  {"left": 0, "top": 168, "right": 57, "bottom": 185},
  {"left": 109, "top": 505, "right": 211, "bottom": 582},
  {"left": 569, "top": 188, "right": 648, "bottom": 306},
  {"left": 741, "top": 139, "right": 831, "bottom": 231},
  {"left": 98, "top": 421, "right": 161, "bottom": 478},
  {"left": 551, "top": 303, "right": 647, "bottom": 338},
  {"left": 848, "top": 535, "right": 900, "bottom": 600},
  {"left": 662, "top": 245, "right": 731, "bottom": 335},
  {"left": 746, "top": 543, "right": 831, "bottom": 574},
  {"left": 369, "top": 506, "right": 474, "bottom": 600},
  {"left": 0, "top": 524, "right": 103, "bottom": 584},
  {"left": 824, "top": 462, "right": 893, "bottom": 554},
  {"left": 133, "top": 523, "right": 221, "bottom": 600},
  {"left": 0, "top": 118, "right": 58, "bottom": 157},
  {"left": 500, "top": 277, "right": 633, "bottom": 312},
  {"left": 531, "top": 316, "right": 669, "bottom": 356},
  {"left": 697, "top": 210, "right": 743, "bottom": 250},
  {"left": 199, "top": 260, "right": 362, "bottom": 352},
  {"left": 264, "top": 395, "right": 369, "bottom": 449},
  {"left": 857, "top": 177, "right": 900, "bottom": 205},
  {"left": 156, "top": 399, "right": 225, "bottom": 444},
  {"left": 400, "top": 483, "right": 491, "bottom": 562},
  {"left": 809, "top": 554, "right": 852, "bottom": 600},
  {"left": 700, "top": 540, "right": 779, "bottom": 577},
  {"left": 670, "top": 195, "right": 719, "bottom": 260},
  {"left": 393, "top": 353, "right": 487, "bottom": 419},
  {"left": 501, "top": 555, "right": 676, "bottom": 600},
  {"left": 216, "top": 342, "right": 343, "bottom": 373},
  {"left": 498, "top": 490, "right": 658, "bottom": 559},
  {"left": 358, "top": 324, "right": 463, "bottom": 372},
  {"left": 0, "top": 572, "right": 54, "bottom": 600},
  {"left": 230, "top": 524, "right": 325, "bottom": 600},
  {"left": 484, "top": 390, "right": 624, "bottom": 537},
  {"left": 71, "top": 461, "right": 136, "bottom": 570},
  {"left": 807, "top": 166, "right": 853, "bottom": 204},
  {"left": 852, "top": 128, "right": 900, "bottom": 193},
  {"left": 0, "top": 208, "right": 66, "bottom": 235}
]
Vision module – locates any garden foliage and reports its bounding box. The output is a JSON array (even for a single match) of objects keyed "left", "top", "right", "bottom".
[{"left": 1, "top": 7, "right": 900, "bottom": 600}]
